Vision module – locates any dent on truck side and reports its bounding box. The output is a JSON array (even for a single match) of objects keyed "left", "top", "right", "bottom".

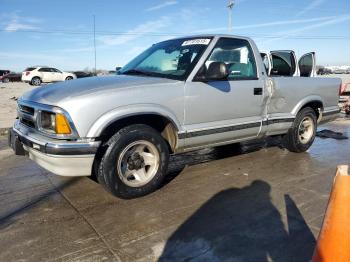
[{"left": 268, "top": 75, "right": 341, "bottom": 119}]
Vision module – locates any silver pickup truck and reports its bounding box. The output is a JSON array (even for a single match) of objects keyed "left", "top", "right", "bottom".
[{"left": 9, "top": 35, "right": 341, "bottom": 198}]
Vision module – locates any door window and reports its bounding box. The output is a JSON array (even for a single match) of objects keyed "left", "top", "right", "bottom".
[
  {"left": 270, "top": 51, "right": 296, "bottom": 76},
  {"left": 205, "top": 38, "right": 257, "bottom": 80},
  {"left": 298, "top": 53, "right": 314, "bottom": 77}
]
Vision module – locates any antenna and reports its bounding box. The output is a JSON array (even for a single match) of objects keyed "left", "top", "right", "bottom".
[
  {"left": 227, "top": 0, "right": 235, "bottom": 32},
  {"left": 93, "top": 15, "right": 97, "bottom": 76}
]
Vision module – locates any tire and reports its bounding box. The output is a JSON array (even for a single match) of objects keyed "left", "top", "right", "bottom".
[
  {"left": 97, "top": 124, "right": 169, "bottom": 199},
  {"left": 31, "top": 77, "right": 41, "bottom": 86},
  {"left": 283, "top": 107, "right": 317, "bottom": 153},
  {"left": 3, "top": 78, "right": 9, "bottom": 83},
  {"left": 65, "top": 76, "right": 73, "bottom": 81}
]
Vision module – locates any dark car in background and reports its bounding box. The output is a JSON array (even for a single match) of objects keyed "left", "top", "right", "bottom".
[
  {"left": 73, "top": 71, "right": 94, "bottom": 79},
  {"left": 1, "top": 72, "right": 21, "bottom": 83},
  {"left": 317, "top": 68, "right": 332, "bottom": 75},
  {"left": 0, "top": 70, "right": 10, "bottom": 78}
]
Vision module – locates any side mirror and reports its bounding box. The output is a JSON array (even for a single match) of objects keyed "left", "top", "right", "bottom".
[{"left": 205, "top": 62, "right": 229, "bottom": 81}]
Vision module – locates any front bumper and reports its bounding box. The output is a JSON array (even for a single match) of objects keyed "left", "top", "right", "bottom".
[{"left": 8, "top": 122, "right": 100, "bottom": 176}]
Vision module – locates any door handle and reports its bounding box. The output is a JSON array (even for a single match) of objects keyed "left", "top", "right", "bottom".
[{"left": 254, "top": 87, "right": 263, "bottom": 95}]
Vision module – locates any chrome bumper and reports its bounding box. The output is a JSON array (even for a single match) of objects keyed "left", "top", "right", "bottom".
[
  {"left": 9, "top": 121, "right": 100, "bottom": 156},
  {"left": 8, "top": 121, "right": 100, "bottom": 176}
]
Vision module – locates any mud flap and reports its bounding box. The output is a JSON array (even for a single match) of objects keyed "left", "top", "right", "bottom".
[{"left": 8, "top": 128, "right": 26, "bottom": 155}]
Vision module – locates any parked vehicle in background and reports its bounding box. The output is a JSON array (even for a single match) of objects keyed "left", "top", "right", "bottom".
[
  {"left": 333, "top": 69, "right": 347, "bottom": 74},
  {"left": 317, "top": 67, "right": 332, "bottom": 75},
  {"left": 21, "top": 67, "right": 76, "bottom": 86},
  {"left": 1, "top": 72, "right": 21, "bottom": 83},
  {"left": 0, "top": 70, "right": 10, "bottom": 78},
  {"left": 73, "top": 71, "right": 93, "bottom": 79},
  {"left": 9, "top": 34, "right": 341, "bottom": 199}
]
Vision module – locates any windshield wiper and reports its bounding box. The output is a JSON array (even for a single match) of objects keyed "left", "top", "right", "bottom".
[
  {"left": 121, "top": 69, "right": 155, "bottom": 76},
  {"left": 120, "top": 69, "right": 178, "bottom": 80}
]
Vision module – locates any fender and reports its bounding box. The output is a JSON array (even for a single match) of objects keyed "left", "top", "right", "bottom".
[
  {"left": 86, "top": 103, "right": 183, "bottom": 138},
  {"left": 291, "top": 95, "right": 324, "bottom": 116}
]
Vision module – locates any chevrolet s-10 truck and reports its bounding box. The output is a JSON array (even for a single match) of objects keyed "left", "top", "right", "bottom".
[{"left": 9, "top": 35, "right": 341, "bottom": 198}]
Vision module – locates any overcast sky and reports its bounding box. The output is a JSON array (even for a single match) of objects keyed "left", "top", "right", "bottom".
[{"left": 1, "top": 0, "right": 349, "bottom": 71}]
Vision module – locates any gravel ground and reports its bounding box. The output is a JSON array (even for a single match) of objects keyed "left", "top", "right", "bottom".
[{"left": 0, "top": 82, "right": 36, "bottom": 130}]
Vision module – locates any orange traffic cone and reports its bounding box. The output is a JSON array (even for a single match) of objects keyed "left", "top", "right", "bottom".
[{"left": 313, "top": 165, "right": 350, "bottom": 262}]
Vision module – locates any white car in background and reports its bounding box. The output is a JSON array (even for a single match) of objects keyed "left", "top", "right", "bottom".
[{"left": 22, "top": 67, "right": 76, "bottom": 86}]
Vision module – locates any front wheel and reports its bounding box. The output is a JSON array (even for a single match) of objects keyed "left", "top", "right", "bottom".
[
  {"left": 3, "top": 78, "right": 9, "bottom": 83},
  {"left": 283, "top": 107, "right": 317, "bottom": 152},
  {"left": 97, "top": 124, "right": 169, "bottom": 199}
]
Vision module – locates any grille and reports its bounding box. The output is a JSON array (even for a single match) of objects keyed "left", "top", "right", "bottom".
[
  {"left": 19, "top": 104, "right": 35, "bottom": 116},
  {"left": 20, "top": 117, "right": 35, "bottom": 128}
]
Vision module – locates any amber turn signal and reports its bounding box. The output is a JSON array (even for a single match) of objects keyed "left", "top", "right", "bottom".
[{"left": 55, "top": 113, "right": 71, "bottom": 134}]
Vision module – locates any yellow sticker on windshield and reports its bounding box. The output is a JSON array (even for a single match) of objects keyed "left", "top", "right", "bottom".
[{"left": 182, "top": 39, "right": 211, "bottom": 46}]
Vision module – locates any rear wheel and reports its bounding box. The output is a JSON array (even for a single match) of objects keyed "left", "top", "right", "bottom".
[
  {"left": 283, "top": 107, "right": 317, "bottom": 152},
  {"left": 97, "top": 124, "right": 169, "bottom": 199},
  {"left": 3, "top": 78, "right": 9, "bottom": 83},
  {"left": 31, "top": 77, "right": 41, "bottom": 86},
  {"left": 65, "top": 76, "right": 73, "bottom": 81}
]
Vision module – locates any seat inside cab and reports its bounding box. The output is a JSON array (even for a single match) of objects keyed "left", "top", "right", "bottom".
[{"left": 203, "top": 40, "right": 257, "bottom": 80}]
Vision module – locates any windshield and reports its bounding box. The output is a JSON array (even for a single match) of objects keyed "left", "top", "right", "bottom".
[{"left": 118, "top": 37, "right": 212, "bottom": 80}]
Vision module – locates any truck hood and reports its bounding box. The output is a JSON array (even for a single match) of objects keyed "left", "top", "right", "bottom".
[{"left": 21, "top": 75, "right": 179, "bottom": 105}]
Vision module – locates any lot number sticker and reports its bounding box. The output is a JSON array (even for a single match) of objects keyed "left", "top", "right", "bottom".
[{"left": 182, "top": 39, "right": 211, "bottom": 46}]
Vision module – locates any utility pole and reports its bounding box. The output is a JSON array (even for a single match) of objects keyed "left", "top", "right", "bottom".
[
  {"left": 227, "top": 0, "right": 234, "bottom": 32},
  {"left": 93, "top": 15, "right": 97, "bottom": 76}
]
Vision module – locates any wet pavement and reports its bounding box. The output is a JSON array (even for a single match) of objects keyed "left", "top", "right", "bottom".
[{"left": 1, "top": 118, "right": 350, "bottom": 261}]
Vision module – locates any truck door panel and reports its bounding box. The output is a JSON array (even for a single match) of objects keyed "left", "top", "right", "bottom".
[{"left": 184, "top": 37, "right": 265, "bottom": 148}]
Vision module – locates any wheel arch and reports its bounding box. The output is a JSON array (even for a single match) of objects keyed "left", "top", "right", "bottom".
[
  {"left": 292, "top": 96, "right": 324, "bottom": 121},
  {"left": 90, "top": 110, "right": 181, "bottom": 153}
]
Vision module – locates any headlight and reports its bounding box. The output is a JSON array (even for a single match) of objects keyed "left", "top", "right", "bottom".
[
  {"left": 40, "top": 111, "right": 56, "bottom": 133},
  {"left": 40, "top": 111, "right": 71, "bottom": 135}
]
